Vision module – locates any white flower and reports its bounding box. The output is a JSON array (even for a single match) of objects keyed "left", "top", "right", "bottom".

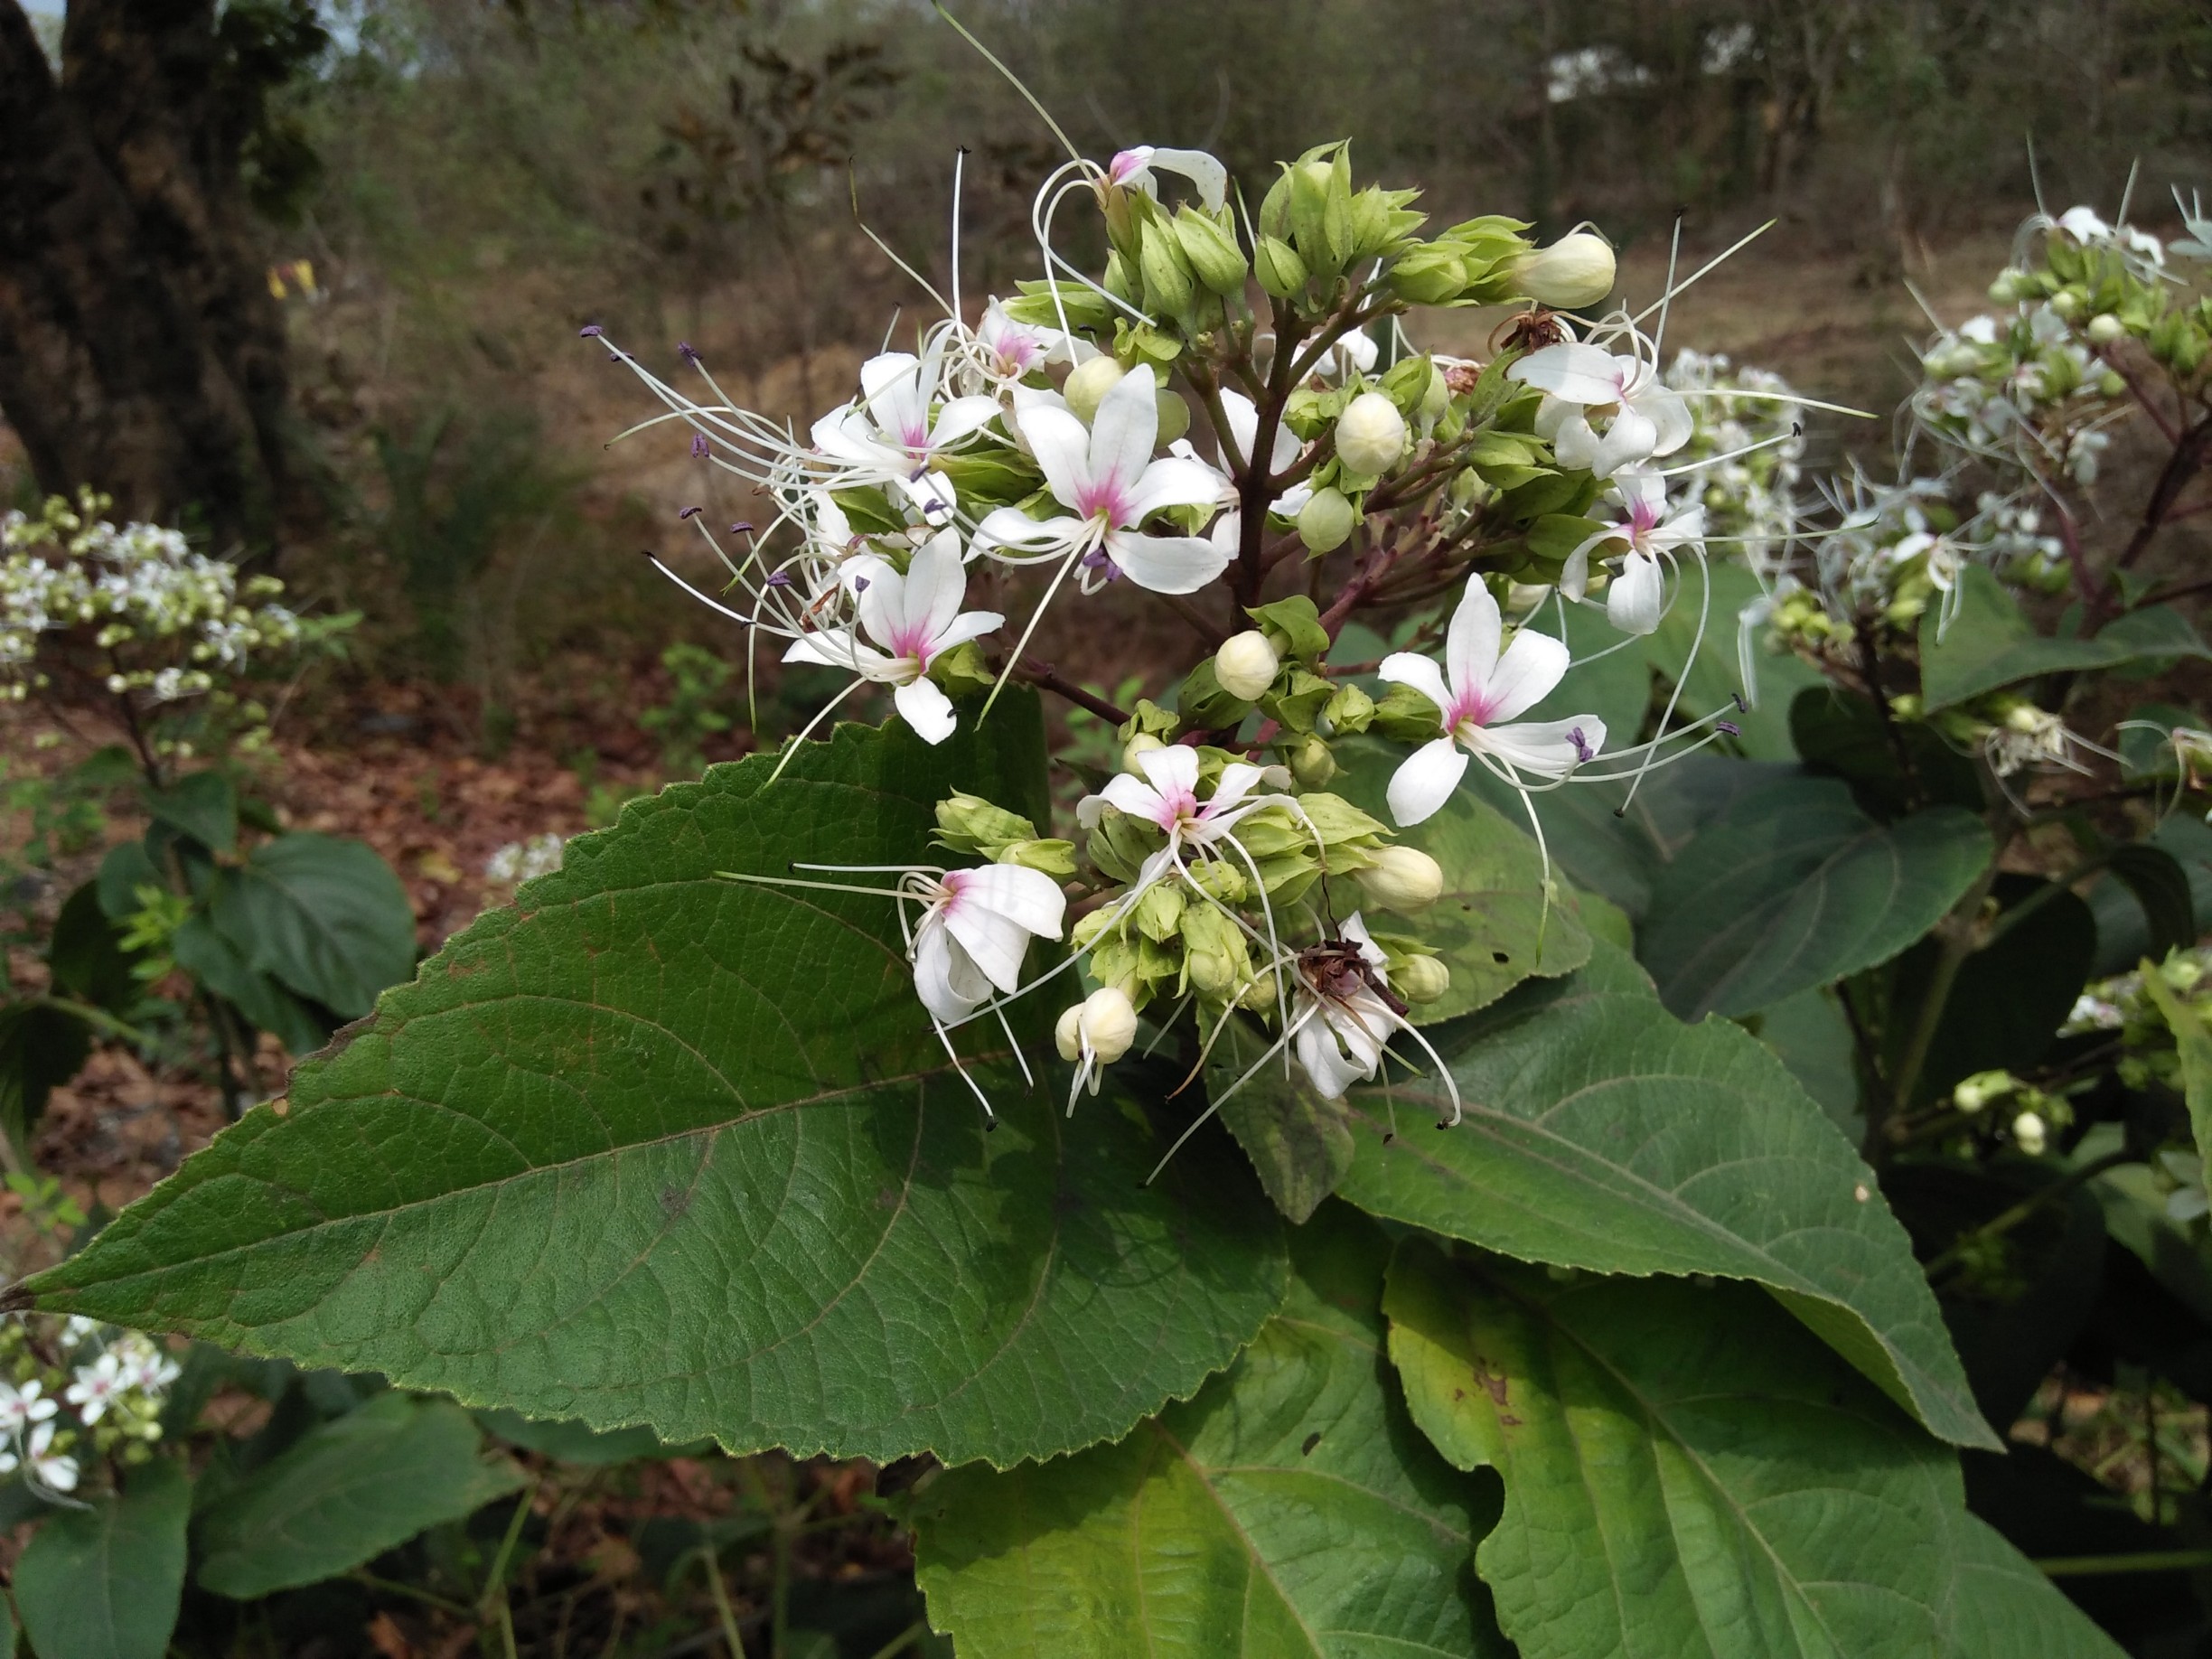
[
  {"left": 809, "top": 342, "right": 1002, "bottom": 517},
  {"left": 1077, "top": 744, "right": 1287, "bottom": 860},
  {"left": 1104, "top": 145, "right": 1229, "bottom": 211},
  {"left": 24, "top": 1421, "right": 77, "bottom": 1493},
  {"left": 1563, "top": 471, "right": 1707, "bottom": 635},
  {"left": 977, "top": 369, "right": 1229, "bottom": 595},
  {"left": 1195, "top": 389, "right": 1310, "bottom": 556},
  {"left": 65, "top": 1352, "right": 125, "bottom": 1424},
  {"left": 1291, "top": 915, "right": 1401, "bottom": 1100},
  {"left": 1514, "top": 343, "right": 1693, "bottom": 479},
  {"left": 1379, "top": 577, "right": 1607, "bottom": 825},
  {"left": 0, "top": 1379, "right": 56, "bottom": 1436},
  {"left": 908, "top": 864, "right": 1068, "bottom": 1025},
  {"left": 781, "top": 530, "right": 1003, "bottom": 745}
]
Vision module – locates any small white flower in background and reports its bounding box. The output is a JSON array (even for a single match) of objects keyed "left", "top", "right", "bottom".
[
  {"left": 65, "top": 1352, "right": 125, "bottom": 1424},
  {"left": 782, "top": 530, "right": 1004, "bottom": 745},
  {"left": 0, "top": 1379, "right": 57, "bottom": 1435},
  {"left": 23, "top": 1421, "right": 77, "bottom": 1494},
  {"left": 485, "top": 832, "right": 567, "bottom": 886},
  {"left": 110, "top": 1334, "right": 181, "bottom": 1394},
  {"left": 58, "top": 1316, "right": 97, "bottom": 1351},
  {"left": 2172, "top": 188, "right": 2212, "bottom": 261},
  {"left": 1379, "top": 577, "right": 1607, "bottom": 825},
  {"left": 978, "top": 368, "right": 1229, "bottom": 595},
  {"left": 1055, "top": 985, "right": 1139, "bottom": 1113}
]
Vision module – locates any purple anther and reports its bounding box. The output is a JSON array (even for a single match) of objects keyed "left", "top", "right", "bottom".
[
  {"left": 730, "top": 521, "right": 755, "bottom": 536},
  {"left": 1569, "top": 726, "right": 1594, "bottom": 764},
  {"left": 690, "top": 433, "right": 709, "bottom": 458},
  {"left": 1730, "top": 690, "right": 1749, "bottom": 713},
  {"left": 679, "top": 505, "right": 703, "bottom": 520},
  {"left": 765, "top": 570, "right": 793, "bottom": 587},
  {"left": 678, "top": 341, "right": 701, "bottom": 364},
  {"left": 854, "top": 576, "right": 870, "bottom": 592},
  {"left": 578, "top": 323, "right": 604, "bottom": 338},
  {"left": 1717, "top": 719, "right": 1741, "bottom": 737}
]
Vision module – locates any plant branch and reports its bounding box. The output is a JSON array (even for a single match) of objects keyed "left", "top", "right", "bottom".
[
  {"left": 1924, "top": 1146, "right": 2134, "bottom": 1282},
  {"left": 1014, "top": 660, "right": 1129, "bottom": 726}
]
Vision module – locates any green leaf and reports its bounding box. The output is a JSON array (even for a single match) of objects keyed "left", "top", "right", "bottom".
[
  {"left": 48, "top": 884, "right": 138, "bottom": 1015},
  {"left": 208, "top": 833, "right": 416, "bottom": 1018},
  {"left": 2142, "top": 966, "right": 2212, "bottom": 1168},
  {"left": 1654, "top": 559, "right": 1826, "bottom": 759},
  {"left": 0, "top": 1585, "right": 13, "bottom": 1659},
  {"left": 194, "top": 1392, "right": 526, "bottom": 1598},
  {"left": 1637, "top": 777, "right": 1992, "bottom": 1019},
  {"left": 1917, "top": 568, "right": 2205, "bottom": 712},
  {"left": 1211, "top": 1020, "right": 1358, "bottom": 1225},
  {"left": 1789, "top": 687, "right": 1986, "bottom": 818},
  {"left": 914, "top": 1206, "right": 1509, "bottom": 1659},
  {"left": 94, "top": 840, "right": 162, "bottom": 922},
  {"left": 170, "top": 915, "right": 332, "bottom": 1058},
  {"left": 14, "top": 1459, "right": 191, "bottom": 1659},
  {"left": 1382, "top": 1246, "right": 2120, "bottom": 1659},
  {"left": 145, "top": 771, "right": 238, "bottom": 856},
  {"left": 0, "top": 1003, "right": 90, "bottom": 1144},
  {"left": 476, "top": 1407, "right": 704, "bottom": 1464},
  {"left": 1331, "top": 738, "right": 1590, "bottom": 1020},
  {"left": 2104, "top": 844, "right": 2197, "bottom": 961},
  {"left": 20, "top": 707, "right": 1288, "bottom": 1468},
  {"left": 1332, "top": 945, "right": 1996, "bottom": 1448}
]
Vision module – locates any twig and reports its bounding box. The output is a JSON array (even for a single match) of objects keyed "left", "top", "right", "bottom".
[
  {"left": 1924, "top": 1146, "right": 2134, "bottom": 1281},
  {"left": 1015, "top": 661, "right": 1129, "bottom": 726}
]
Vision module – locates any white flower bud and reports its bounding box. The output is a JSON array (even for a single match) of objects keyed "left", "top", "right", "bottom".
[
  {"left": 1054, "top": 1003, "right": 1086, "bottom": 1062},
  {"left": 1065, "top": 356, "right": 1129, "bottom": 424},
  {"left": 1512, "top": 232, "right": 1616, "bottom": 310},
  {"left": 1393, "top": 954, "right": 1450, "bottom": 1004},
  {"left": 1213, "top": 631, "right": 1280, "bottom": 700},
  {"left": 2011, "top": 1110, "right": 2048, "bottom": 1156},
  {"left": 1077, "top": 986, "right": 1138, "bottom": 1064},
  {"left": 2049, "top": 290, "right": 2083, "bottom": 320},
  {"left": 1354, "top": 845, "right": 1444, "bottom": 912},
  {"left": 1123, "top": 732, "right": 1167, "bottom": 773},
  {"left": 1297, "top": 486, "right": 1355, "bottom": 553},
  {"left": 1335, "top": 391, "right": 1408, "bottom": 476},
  {"left": 1952, "top": 1070, "right": 2013, "bottom": 1115},
  {"left": 2086, "top": 313, "right": 2127, "bottom": 345}
]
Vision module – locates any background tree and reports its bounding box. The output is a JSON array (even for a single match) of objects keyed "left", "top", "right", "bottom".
[{"left": 0, "top": 0, "right": 324, "bottom": 558}]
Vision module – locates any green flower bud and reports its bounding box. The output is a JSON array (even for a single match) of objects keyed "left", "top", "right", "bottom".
[
  {"left": 1214, "top": 631, "right": 1281, "bottom": 700},
  {"left": 1322, "top": 683, "right": 1374, "bottom": 735},
  {"left": 1511, "top": 231, "right": 1617, "bottom": 310},
  {"left": 1354, "top": 844, "right": 1443, "bottom": 912},
  {"left": 1133, "top": 880, "right": 1187, "bottom": 942},
  {"left": 1156, "top": 389, "right": 1191, "bottom": 445},
  {"left": 1336, "top": 391, "right": 1408, "bottom": 474},
  {"left": 935, "top": 792, "right": 1040, "bottom": 859},
  {"left": 1001, "top": 839, "right": 1078, "bottom": 877},
  {"left": 1387, "top": 244, "right": 1469, "bottom": 305},
  {"left": 1393, "top": 953, "right": 1450, "bottom": 1004},
  {"left": 1065, "top": 355, "right": 1129, "bottom": 424},
  {"left": 1124, "top": 731, "right": 1167, "bottom": 773},
  {"left": 1297, "top": 486, "right": 1356, "bottom": 553},
  {"left": 1254, "top": 235, "right": 1309, "bottom": 300},
  {"left": 1180, "top": 904, "right": 1251, "bottom": 998},
  {"left": 1988, "top": 268, "right": 2029, "bottom": 304},
  {"left": 1289, "top": 734, "right": 1336, "bottom": 788},
  {"left": 2049, "top": 289, "right": 2083, "bottom": 320},
  {"left": 2098, "top": 370, "right": 2127, "bottom": 397},
  {"left": 1139, "top": 220, "right": 1197, "bottom": 315},
  {"left": 1174, "top": 205, "right": 1249, "bottom": 295}
]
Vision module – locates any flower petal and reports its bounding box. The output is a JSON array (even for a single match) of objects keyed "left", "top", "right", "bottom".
[
  {"left": 893, "top": 677, "right": 958, "bottom": 745},
  {"left": 914, "top": 914, "right": 987, "bottom": 1022},
  {"left": 1476, "top": 716, "right": 1607, "bottom": 778},
  {"left": 932, "top": 395, "right": 1001, "bottom": 450},
  {"left": 1377, "top": 652, "right": 1451, "bottom": 723},
  {"left": 1607, "top": 551, "right": 1665, "bottom": 635},
  {"left": 1089, "top": 367, "right": 1160, "bottom": 505},
  {"left": 1485, "top": 627, "right": 1570, "bottom": 723},
  {"left": 1104, "top": 530, "right": 1230, "bottom": 595},
  {"left": 1445, "top": 576, "right": 1503, "bottom": 699},
  {"left": 1508, "top": 342, "right": 1624, "bottom": 405},
  {"left": 1124, "top": 455, "right": 1229, "bottom": 522},
  {"left": 974, "top": 507, "right": 1081, "bottom": 557},
  {"left": 905, "top": 530, "right": 969, "bottom": 641},
  {"left": 959, "top": 862, "right": 1068, "bottom": 942},
  {"left": 1016, "top": 404, "right": 1096, "bottom": 510},
  {"left": 1386, "top": 736, "right": 1468, "bottom": 827}
]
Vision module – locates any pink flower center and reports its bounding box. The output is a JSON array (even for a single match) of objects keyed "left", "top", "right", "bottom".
[{"left": 1444, "top": 686, "right": 1497, "bottom": 734}]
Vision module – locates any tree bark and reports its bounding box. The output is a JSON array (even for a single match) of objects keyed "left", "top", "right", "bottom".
[{"left": 0, "top": 0, "right": 295, "bottom": 558}]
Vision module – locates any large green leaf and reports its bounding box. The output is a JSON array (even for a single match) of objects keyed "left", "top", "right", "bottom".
[
  {"left": 208, "top": 832, "right": 416, "bottom": 1018},
  {"left": 1637, "top": 777, "right": 1992, "bottom": 1019},
  {"left": 0, "top": 1002, "right": 89, "bottom": 1143},
  {"left": 1332, "top": 945, "right": 1996, "bottom": 1448},
  {"left": 171, "top": 914, "right": 332, "bottom": 1057},
  {"left": 2142, "top": 967, "right": 2212, "bottom": 1168},
  {"left": 145, "top": 770, "right": 238, "bottom": 856},
  {"left": 1919, "top": 567, "right": 2210, "bottom": 712},
  {"left": 194, "top": 1392, "right": 527, "bottom": 1598},
  {"left": 14, "top": 1460, "right": 191, "bottom": 1659},
  {"left": 914, "top": 1206, "right": 1508, "bottom": 1658},
  {"left": 1384, "top": 1245, "right": 2121, "bottom": 1659},
  {"left": 15, "top": 706, "right": 1288, "bottom": 1468}
]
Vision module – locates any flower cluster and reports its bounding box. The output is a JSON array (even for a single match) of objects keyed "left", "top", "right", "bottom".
[
  {"left": 485, "top": 831, "right": 567, "bottom": 886},
  {"left": 0, "top": 1314, "right": 179, "bottom": 1500},
  {"left": 598, "top": 134, "right": 1845, "bottom": 1142},
  {"left": 1, "top": 491, "right": 352, "bottom": 757}
]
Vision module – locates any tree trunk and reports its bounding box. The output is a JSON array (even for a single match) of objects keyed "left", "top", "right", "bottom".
[{"left": 0, "top": 0, "right": 296, "bottom": 558}]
